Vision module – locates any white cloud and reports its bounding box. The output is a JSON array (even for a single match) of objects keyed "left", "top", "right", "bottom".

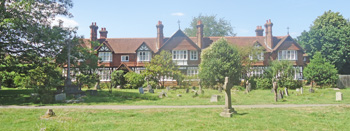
[
  {"left": 51, "top": 16, "right": 79, "bottom": 28},
  {"left": 171, "top": 12, "right": 185, "bottom": 16}
]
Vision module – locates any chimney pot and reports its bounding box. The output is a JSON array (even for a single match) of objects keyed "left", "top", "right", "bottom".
[
  {"left": 95, "top": 22, "right": 96, "bottom": 25},
  {"left": 158, "top": 21, "right": 162, "bottom": 25},
  {"left": 197, "top": 20, "right": 202, "bottom": 25},
  {"left": 269, "top": 19, "right": 271, "bottom": 23}
]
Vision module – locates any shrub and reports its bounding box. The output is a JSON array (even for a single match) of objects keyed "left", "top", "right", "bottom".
[
  {"left": 256, "top": 78, "right": 272, "bottom": 89},
  {"left": 124, "top": 72, "right": 145, "bottom": 89}
]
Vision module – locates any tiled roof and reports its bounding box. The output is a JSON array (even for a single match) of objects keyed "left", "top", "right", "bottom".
[{"left": 104, "top": 38, "right": 158, "bottom": 53}]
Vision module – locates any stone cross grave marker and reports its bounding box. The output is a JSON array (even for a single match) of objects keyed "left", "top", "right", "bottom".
[
  {"left": 220, "top": 77, "right": 237, "bottom": 117},
  {"left": 336, "top": 92, "right": 343, "bottom": 101},
  {"left": 139, "top": 87, "right": 144, "bottom": 94}
]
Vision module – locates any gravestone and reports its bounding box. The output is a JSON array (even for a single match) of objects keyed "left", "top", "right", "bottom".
[
  {"left": 284, "top": 88, "right": 289, "bottom": 96},
  {"left": 166, "top": 86, "right": 170, "bottom": 91},
  {"left": 246, "top": 82, "right": 251, "bottom": 93},
  {"left": 138, "top": 87, "right": 144, "bottom": 94},
  {"left": 149, "top": 89, "right": 154, "bottom": 93},
  {"left": 336, "top": 92, "right": 343, "bottom": 101},
  {"left": 158, "top": 91, "right": 167, "bottom": 98},
  {"left": 277, "top": 90, "right": 283, "bottom": 100},
  {"left": 296, "top": 88, "right": 300, "bottom": 92},
  {"left": 186, "top": 88, "right": 189, "bottom": 93},
  {"left": 309, "top": 88, "right": 315, "bottom": 93},
  {"left": 193, "top": 91, "right": 198, "bottom": 97},
  {"left": 177, "top": 94, "right": 182, "bottom": 97},
  {"left": 210, "top": 95, "right": 221, "bottom": 102},
  {"left": 300, "top": 87, "right": 303, "bottom": 94},
  {"left": 273, "top": 81, "right": 278, "bottom": 102},
  {"left": 220, "top": 77, "right": 237, "bottom": 117},
  {"left": 198, "top": 79, "right": 203, "bottom": 94},
  {"left": 55, "top": 93, "right": 66, "bottom": 101},
  {"left": 218, "top": 86, "right": 222, "bottom": 93},
  {"left": 116, "top": 85, "right": 121, "bottom": 89}
]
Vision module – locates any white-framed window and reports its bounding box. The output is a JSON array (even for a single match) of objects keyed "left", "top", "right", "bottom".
[
  {"left": 97, "top": 68, "right": 112, "bottom": 81},
  {"left": 187, "top": 67, "right": 198, "bottom": 76},
  {"left": 249, "top": 52, "right": 264, "bottom": 61},
  {"left": 121, "top": 55, "right": 129, "bottom": 62},
  {"left": 247, "top": 67, "right": 266, "bottom": 77},
  {"left": 98, "top": 52, "right": 112, "bottom": 62},
  {"left": 137, "top": 51, "right": 151, "bottom": 62},
  {"left": 190, "top": 50, "right": 198, "bottom": 60},
  {"left": 278, "top": 50, "right": 298, "bottom": 60},
  {"left": 173, "top": 50, "right": 187, "bottom": 60}
]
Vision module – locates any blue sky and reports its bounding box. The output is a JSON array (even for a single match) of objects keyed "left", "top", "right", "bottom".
[{"left": 61, "top": 0, "right": 350, "bottom": 39}]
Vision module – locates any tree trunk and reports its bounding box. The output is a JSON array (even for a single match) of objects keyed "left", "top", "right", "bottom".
[{"left": 274, "top": 88, "right": 278, "bottom": 102}]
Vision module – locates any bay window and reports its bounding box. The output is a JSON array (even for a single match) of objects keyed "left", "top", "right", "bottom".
[
  {"left": 137, "top": 51, "right": 151, "bottom": 62},
  {"left": 173, "top": 50, "right": 187, "bottom": 60}
]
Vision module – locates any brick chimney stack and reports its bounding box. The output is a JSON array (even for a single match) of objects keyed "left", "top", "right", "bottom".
[
  {"left": 264, "top": 19, "right": 273, "bottom": 49},
  {"left": 99, "top": 27, "right": 108, "bottom": 39},
  {"left": 196, "top": 20, "right": 204, "bottom": 49},
  {"left": 156, "top": 21, "right": 164, "bottom": 50},
  {"left": 89, "top": 22, "right": 98, "bottom": 41},
  {"left": 255, "top": 26, "right": 264, "bottom": 36}
]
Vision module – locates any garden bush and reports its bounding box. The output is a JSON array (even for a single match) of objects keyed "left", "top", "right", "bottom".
[{"left": 256, "top": 78, "right": 272, "bottom": 89}]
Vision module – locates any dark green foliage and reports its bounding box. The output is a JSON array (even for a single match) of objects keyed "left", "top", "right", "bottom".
[
  {"left": 199, "top": 38, "right": 242, "bottom": 88},
  {"left": 297, "top": 10, "right": 350, "bottom": 74},
  {"left": 269, "top": 60, "right": 295, "bottom": 88},
  {"left": 111, "top": 70, "right": 127, "bottom": 88},
  {"left": 76, "top": 73, "right": 99, "bottom": 89},
  {"left": 124, "top": 72, "right": 145, "bottom": 89},
  {"left": 184, "top": 14, "right": 235, "bottom": 37},
  {"left": 256, "top": 78, "right": 272, "bottom": 89},
  {"left": 304, "top": 52, "right": 338, "bottom": 87}
]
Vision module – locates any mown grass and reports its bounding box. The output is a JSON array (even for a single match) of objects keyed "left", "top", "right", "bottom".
[
  {"left": 1, "top": 87, "right": 349, "bottom": 106},
  {"left": 1, "top": 106, "right": 349, "bottom": 130}
]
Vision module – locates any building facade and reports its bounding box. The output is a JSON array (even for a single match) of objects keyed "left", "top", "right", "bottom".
[{"left": 73, "top": 20, "right": 307, "bottom": 82}]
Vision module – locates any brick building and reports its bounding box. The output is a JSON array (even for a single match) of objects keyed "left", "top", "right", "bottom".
[{"left": 70, "top": 20, "right": 307, "bottom": 82}]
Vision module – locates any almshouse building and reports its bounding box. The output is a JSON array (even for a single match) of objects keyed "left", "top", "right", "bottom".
[{"left": 68, "top": 20, "right": 308, "bottom": 82}]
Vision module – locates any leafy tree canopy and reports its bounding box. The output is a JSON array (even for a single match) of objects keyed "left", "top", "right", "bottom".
[
  {"left": 304, "top": 52, "right": 338, "bottom": 87},
  {"left": 269, "top": 60, "right": 295, "bottom": 88},
  {"left": 199, "top": 38, "right": 241, "bottom": 87},
  {"left": 297, "top": 10, "right": 350, "bottom": 74},
  {"left": 184, "top": 14, "right": 235, "bottom": 37}
]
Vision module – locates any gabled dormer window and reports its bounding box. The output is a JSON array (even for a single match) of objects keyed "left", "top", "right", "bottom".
[
  {"left": 137, "top": 44, "right": 151, "bottom": 62},
  {"left": 249, "top": 52, "right": 264, "bottom": 61},
  {"left": 98, "top": 45, "right": 112, "bottom": 62},
  {"left": 173, "top": 50, "right": 187, "bottom": 60},
  {"left": 278, "top": 50, "right": 298, "bottom": 60}
]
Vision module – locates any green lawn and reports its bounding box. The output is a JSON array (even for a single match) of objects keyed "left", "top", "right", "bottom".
[
  {"left": 1, "top": 106, "right": 349, "bottom": 130},
  {"left": 1, "top": 87, "right": 349, "bottom": 106}
]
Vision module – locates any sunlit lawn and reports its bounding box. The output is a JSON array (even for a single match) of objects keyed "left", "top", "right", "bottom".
[{"left": 1, "top": 106, "right": 349, "bottom": 130}]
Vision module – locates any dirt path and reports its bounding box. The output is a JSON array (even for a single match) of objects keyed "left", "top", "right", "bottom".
[{"left": 0, "top": 104, "right": 348, "bottom": 110}]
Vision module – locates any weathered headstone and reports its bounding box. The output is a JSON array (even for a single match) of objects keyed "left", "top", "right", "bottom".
[
  {"left": 218, "top": 86, "right": 222, "bottom": 93},
  {"left": 147, "top": 84, "right": 153, "bottom": 93},
  {"left": 309, "top": 88, "right": 315, "bottom": 93},
  {"left": 149, "top": 89, "right": 154, "bottom": 93},
  {"left": 139, "top": 87, "right": 144, "bottom": 94},
  {"left": 177, "top": 94, "right": 182, "bottom": 97},
  {"left": 246, "top": 82, "right": 251, "bottom": 93},
  {"left": 336, "top": 92, "right": 343, "bottom": 101},
  {"left": 273, "top": 81, "right": 278, "bottom": 102},
  {"left": 55, "top": 93, "right": 66, "bottom": 101},
  {"left": 158, "top": 91, "right": 167, "bottom": 98},
  {"left": 41, "top": 109, "right": 55, "bottom": 118},
  {"left": 116, "top": 85, "right": 121, "bottom": 89},
  {"left": 198, "top": 79, "right": 203, "bottom": 94},
  {"left": 185, "top": 88, "right": 189, "bottom": 93},
  {"left": 284, "top": 88, "right": 289, "bottom": 96},
  {"left": 220, "top": 77, "right": 237, "bottom": 117},
  {"left": 166, "top": 86, "right": 170, "bottom": 91},
  {"left": 296, "top": 88, "right": 300, "bottom": 92},
  {"left": 277, "top": 90, "right": 283, "bottom": 100},
  {"left": 300, "top": 87, "right": 303, "bottom": 94},
  {"left": 210, "top": 95, "right": 221, "bottom": 102}
]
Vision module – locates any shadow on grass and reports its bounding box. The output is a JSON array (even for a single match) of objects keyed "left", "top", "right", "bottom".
[
  {"left": 0, "top": 89, "right": 35, "bottom": 105},
  {"left": 0, "top": 89, "right": 160, "bottom": 105},
  {"left": 81, "top": 90, "right": 160, "bottom": 104},
  {"left": 236, "top": 113, "right": 248, "bottom": 116}
]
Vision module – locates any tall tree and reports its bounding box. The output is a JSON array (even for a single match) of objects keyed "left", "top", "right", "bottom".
[
  {"left": 144, "top": 51, "right": 180, "bottom": 88},
  {"left": 297, "top": 10, "right": 350, "bottom": 74},
  {"left": 269, "top": 60, "right": 295, "bottom": 88},
  {"left": 184, "top": 14, "right": 235, "bottom": 37},
  {"left": 304, "top": 52, "right": 338, "bottom": 87},
  {"left": 199, "top": 38, "right": 242, "bottom": 88}
]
